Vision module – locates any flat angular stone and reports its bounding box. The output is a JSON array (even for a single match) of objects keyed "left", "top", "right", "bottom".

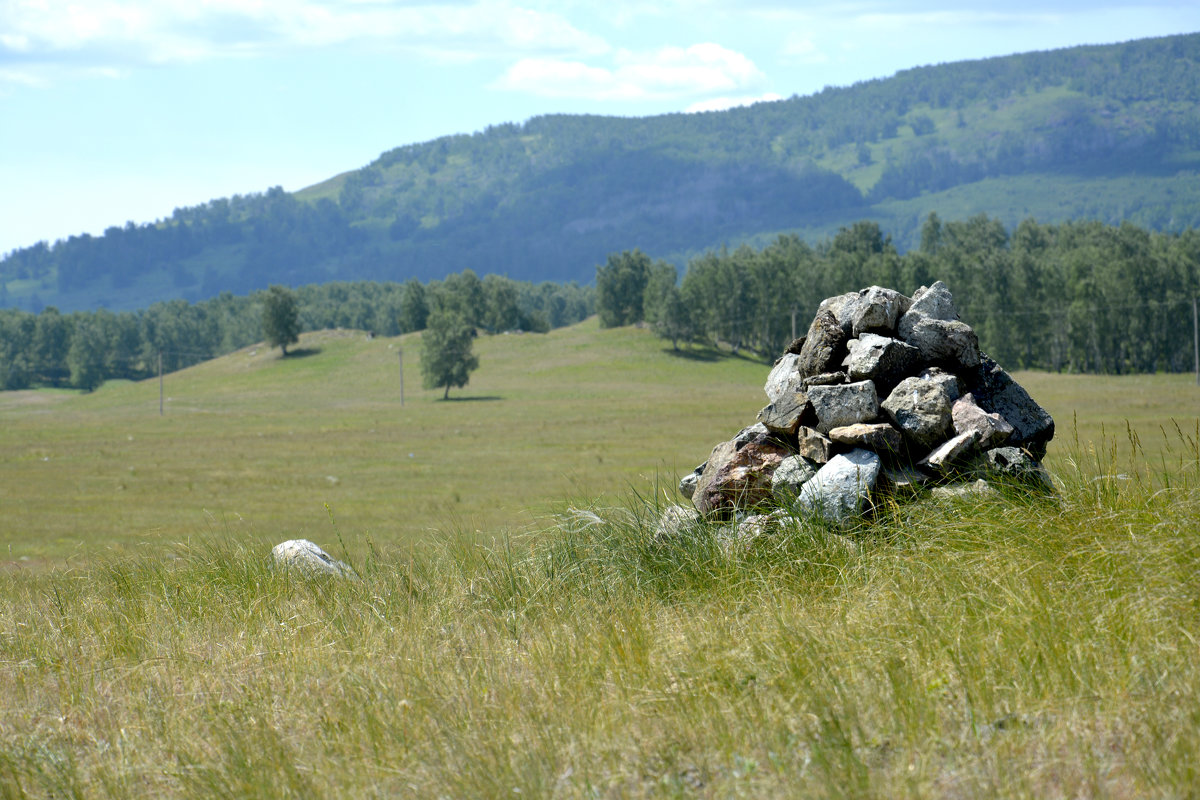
[
  {"left": 851, "top": 286, "right": 912, "bottom": 337},
  {"left": 903, "top": 317, "right": 981, "bottom": 369},
  {"left": 919, "top": 431, "right": 979, "bottom": 473},
  {"left": 796, "top": 426, "right": 835, "bottom": 463},
  {"left": 968, "top": 356, "right": 1055, "bottom": 460},
  {"left": 771, "top": 454, "right": 818, "bottom": 499},
  {"left": 952, "top": 392, "right": 1014, "bottom": 449},
  {"left": 898, "top": 280, "right": 960, "bottom": 339},
  {"left": 797, "top": 448, "right": 882, "bottom": 524},
  {"left": 808, "top": 380, "right": 879, "bottom": 434},
  {"left": 797, "top": 310, "right": 848, "bottom": 379},
  {"left": 845, "top": 333, "right": 921, "bottom": 396},
  {"left": 828, "top": 422, "right": 904, "bottom": 457},
  {"left": 804, "top": 371, "right": 847, "bottom": 388},
  {"left": 881, "top": 376, "right": 954, "bottom": 449}
]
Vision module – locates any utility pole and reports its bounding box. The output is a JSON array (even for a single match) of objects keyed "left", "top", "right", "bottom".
[
  {"left": 398, "top": 348, "right": 405, "bottom": 406},
  {"left": 158, "top": 351, "right": 164, "bottom": 416},
  {"left": 791, "top": 305, "right": 798, "bottom": 342},
  {"left": 1193, "top": 296, "right": 1198, "bottom": 387}
]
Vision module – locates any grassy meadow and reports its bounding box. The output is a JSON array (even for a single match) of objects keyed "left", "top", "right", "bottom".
[{"left": 1, "top": 320, "right": 1199, "bottom": 798}]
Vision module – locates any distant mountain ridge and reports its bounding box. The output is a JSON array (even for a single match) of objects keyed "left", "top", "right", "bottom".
[{"left": 4, "top": 31, "right": 1200, "bottom": 313}]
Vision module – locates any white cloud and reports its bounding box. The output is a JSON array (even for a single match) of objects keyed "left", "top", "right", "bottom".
[
  {"left": 492, "top": 42, "right": 766, "bottom": 101},
  {"left": 0, "top": 0, "right": 609, "bottom": 82},
  {"left": 685, "top": 92, "right": 782, "bottom": 113}
]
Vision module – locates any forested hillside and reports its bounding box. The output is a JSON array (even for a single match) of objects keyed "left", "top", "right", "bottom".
[
  {"left": 3, "top": 32, "right": 1200, "bottom": 313},
  {"left": 4, "top": 215, "right": 1196, "bottom": 393}
]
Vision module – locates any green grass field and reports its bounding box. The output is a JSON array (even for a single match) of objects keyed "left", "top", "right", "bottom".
[{"left": 1, "top": 321, "right": 1198, "bottom": 797}]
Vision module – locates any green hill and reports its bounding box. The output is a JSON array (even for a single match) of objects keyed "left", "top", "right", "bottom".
[{"left": 4, "top": 32, "right": 1200, "bottom": 312}]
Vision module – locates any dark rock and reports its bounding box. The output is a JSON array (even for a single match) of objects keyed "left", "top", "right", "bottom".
[
  {"left": 808, "top": 381, "right": 880, "bottom": 434},
  {"left": 771, "top": 455, "right": 818, "bottom": 499},
  {"left": 797, "top": 310, "right": 848, "bottom": 379},
  {"left": 845, "top": 333, "right": 921, "bottom": 396},
  {"left": 804, "top": 371, "right": 847, "bottom": 387},
  {"left": 903, "top": 317, "right": 981, "bottom": 369},
  {"left": 968, "top": 355, "right": 1055, "bottom": 460},
  {"left": 881, "top": 376, "right": 954, "bottom": 449},
  {"left": 984, "top": 446, "right": 1055, "bottom": 490}
]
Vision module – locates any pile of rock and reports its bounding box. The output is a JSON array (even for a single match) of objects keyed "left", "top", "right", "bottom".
[{"left": 670, "top": 282, "right": 1054, "bottom": 538}]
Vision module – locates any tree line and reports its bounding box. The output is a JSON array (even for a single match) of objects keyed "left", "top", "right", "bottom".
[
  {"left": 597, "top": 215, "right": 1200, "bottom": 375},
  {"left": 0, "top": 272, "right": 593, "bottom": 392}
]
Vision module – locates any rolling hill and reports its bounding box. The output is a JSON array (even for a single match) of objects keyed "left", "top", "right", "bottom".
[{"left": 3, "top": 31, "right": 1200, "bottom": 312}]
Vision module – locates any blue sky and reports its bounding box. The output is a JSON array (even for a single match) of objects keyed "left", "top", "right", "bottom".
[{"left": 2, "top": 1, "right": 1198, "bottom": 255}]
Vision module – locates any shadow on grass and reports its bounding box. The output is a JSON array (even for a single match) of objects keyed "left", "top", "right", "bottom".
[
  {"left": 441, "top": 395, "right": 504, "bottom": 402},
  {"left": 283, "top": 347, "right": 322, "bottom": 359},
  {"left": 662, "top": 345, "right": 770, "bottom": 364}
]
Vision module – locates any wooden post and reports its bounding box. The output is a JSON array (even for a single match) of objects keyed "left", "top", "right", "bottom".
[
  {"left": 791, "top": 306, "right": 798, "bottom": 342},
  {"left": 158, "top": 351, "right": 164, "bottom": 416},
  {"left": 1193, "top": 296, "right": 1198, "bottom": 387},
  {"left": 398, "top": 349, "right": 405, "bottom": 406}
]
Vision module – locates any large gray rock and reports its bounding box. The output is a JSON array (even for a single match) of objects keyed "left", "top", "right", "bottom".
[
  {"left": 903, "top": 317, "right": 982, "bottom": 369},
  {"left": 952, "top": 393, "right": 1014, "bottom": 449},
  {"left": 968, "top": 356, "right": 1055, "bottom": 460},
  {"left": 270, "top": 539, "right": 356, "bottom": 579},
  {"left": 897, "top": 281, "right": 960, "bottom": 339},
  {"left": 851, "top": 286, "right": 912, "bottom": 337},
  {"left": 763, "top": 354, "right": 802, "bottom": 402},
  {"left": 771, "top": 454, "right": 818, "bottom": 499},
  {"left": 881, "top": 376, "right": 955, "bottom": 450},
  {"left": 817, "top": 292, "right": 863, "bottom": 334},
  {"left": 758, "top": 357, "right": 810, "bottom": 435},
  {"left": 797, "top": 448, "right": 882, "bottom": 524},
  {"left": 845, "top": 333, "right": 921, "bottom": 396},
  {"left": 796, "top": 310, "right": 848, "bottom": 379},
  {"left": 808, "top": 380, "right": 880, "bottom": 434},
  {"left": 692, "top": 433, "right": 791, "bottom": 517}
]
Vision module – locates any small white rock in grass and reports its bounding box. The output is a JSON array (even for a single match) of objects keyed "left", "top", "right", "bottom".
[{"left": 270, "top": 539, "right": 356, "bottom": 578}]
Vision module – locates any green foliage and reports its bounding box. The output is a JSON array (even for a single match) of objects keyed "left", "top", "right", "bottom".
[
  {"left": 5, "top": 34, "right": 1199, "bottom": 312},
  {"left": 596, "top": 249, "right": 653, "bottom": 328},
  {"left": 66, "top": 316, "right": 107, "bottom": 392},
  {"left": 420, "top": 310, "right": 479, "bottom": 399},
  {"left": 261, "top": 285, "right": 300, "bottom": 356}
]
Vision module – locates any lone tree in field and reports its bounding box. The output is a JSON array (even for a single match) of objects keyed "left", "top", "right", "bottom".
[
  {"left": 262, "top": 285, "right": 300, "bottom": 356},
  {"left": 421, "top": 310, "right": 479, "bottom": 400}
]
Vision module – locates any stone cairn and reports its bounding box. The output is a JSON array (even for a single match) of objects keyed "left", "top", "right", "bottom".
[{"left": 666, "top": 282, "right": 1055, "bottom": 544}]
